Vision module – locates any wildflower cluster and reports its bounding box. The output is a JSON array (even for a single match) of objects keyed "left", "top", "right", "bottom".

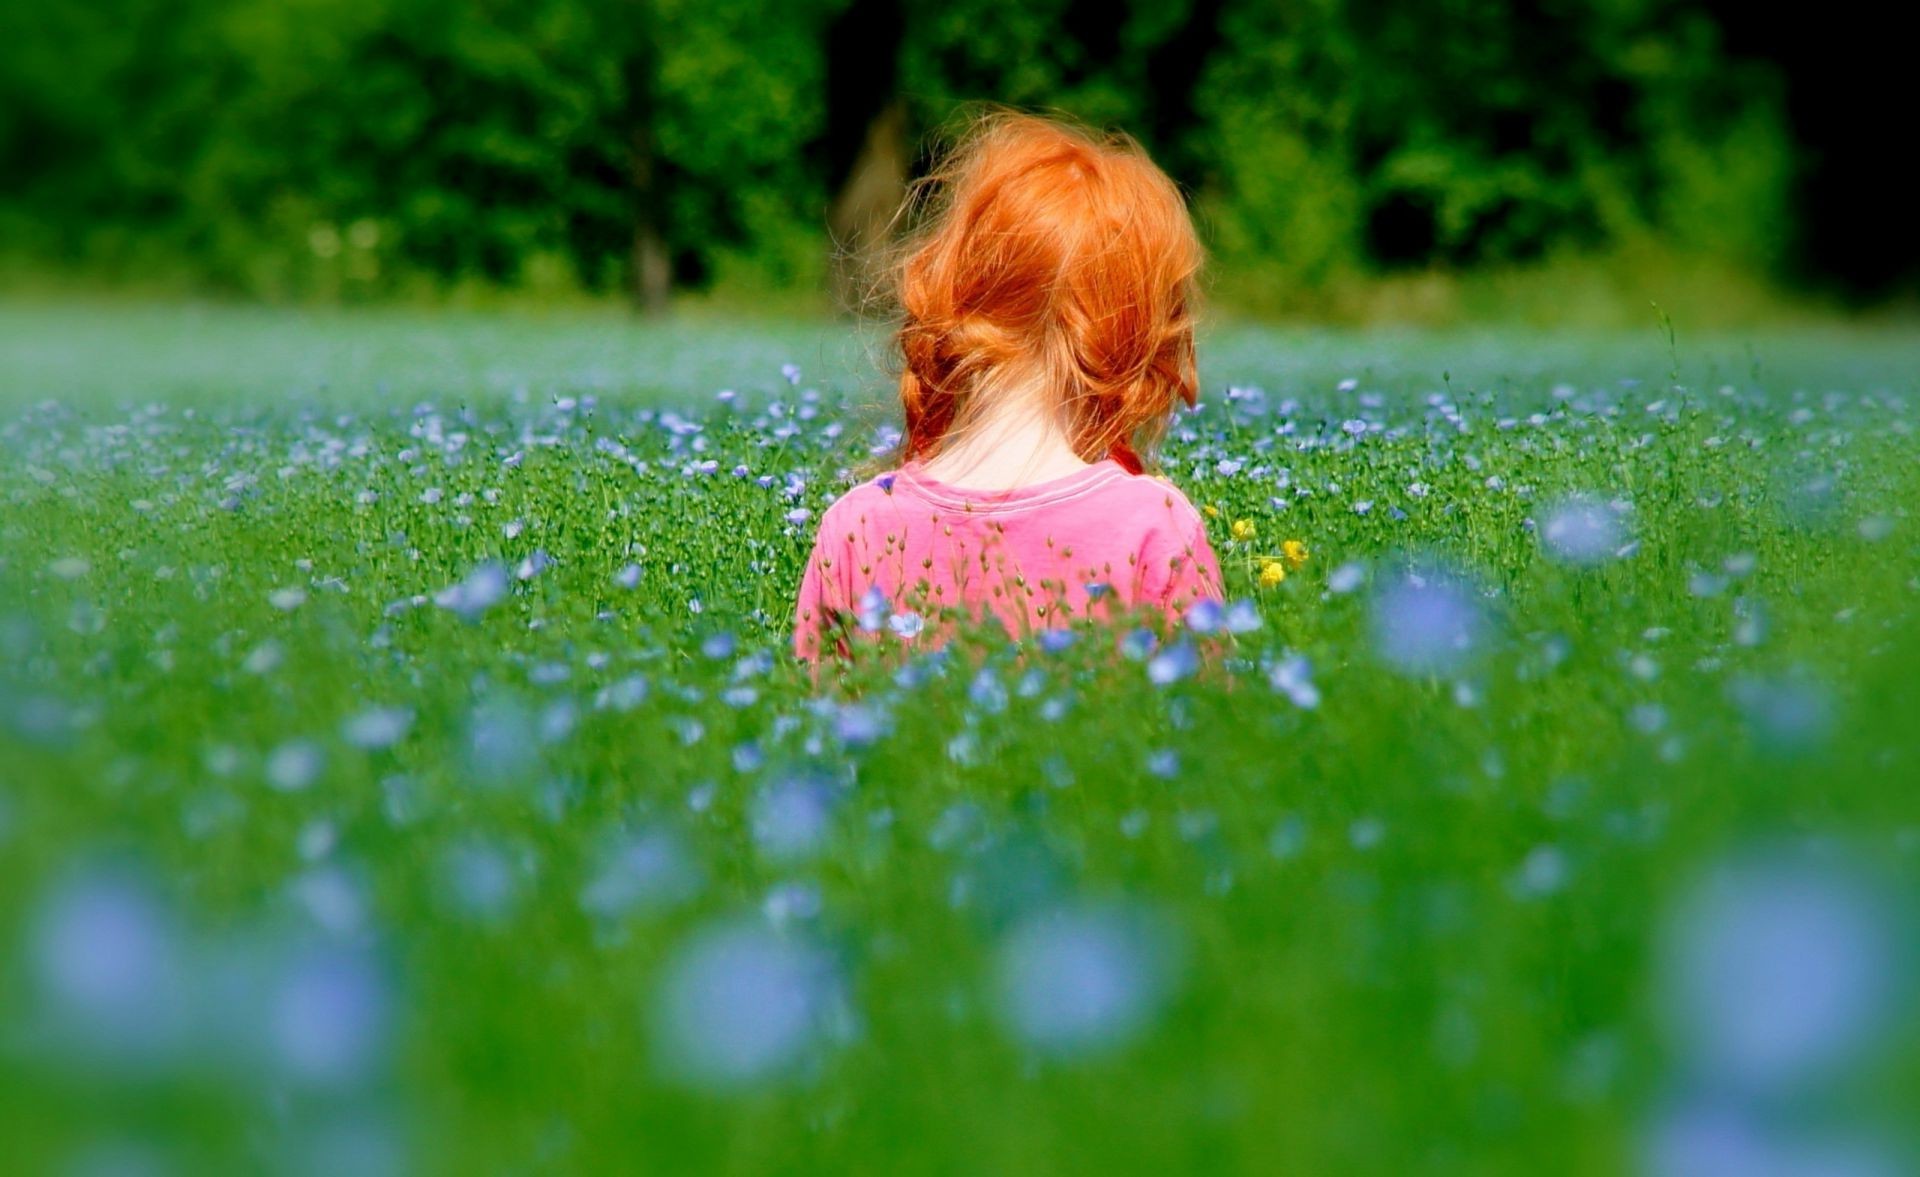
[{"left": 1, "top": 314, "right": 1916, "bottom": 1172}]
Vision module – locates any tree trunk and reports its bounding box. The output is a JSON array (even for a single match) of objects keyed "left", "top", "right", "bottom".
[
  {"left": 827, "top": 98, "right": 909, "bottom": 317},
  {"left": 631, "top": 132, "right": 671, "bottom": 316},
  {"left": 627, "top": 31, "right": 670, "bottom": 317},
  {"left": 824, "top": 0, "right": 907, "bottom": 317}
]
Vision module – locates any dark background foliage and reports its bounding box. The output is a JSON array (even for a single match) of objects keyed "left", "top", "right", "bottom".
[{"left": 0, "top": 0, "right": 1908, "bottom": 310}]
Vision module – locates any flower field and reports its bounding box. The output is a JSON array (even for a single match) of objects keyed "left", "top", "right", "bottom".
[{"left": 2, "top": 303, "right": 1916, "bottom": 1174}]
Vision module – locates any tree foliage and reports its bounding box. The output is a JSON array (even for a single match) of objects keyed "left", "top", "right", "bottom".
[{"left": 0, "top": 0, "right": 1807, "bottom": 304}]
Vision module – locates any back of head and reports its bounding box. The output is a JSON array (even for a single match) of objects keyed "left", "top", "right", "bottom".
[{"left": 885, "top": 109, "right": 1202, "bottom": 475}]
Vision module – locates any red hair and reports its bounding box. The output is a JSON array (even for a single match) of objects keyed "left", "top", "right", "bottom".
[{"left": 878, "top": 109, "right": 1202, "bottom": 475}]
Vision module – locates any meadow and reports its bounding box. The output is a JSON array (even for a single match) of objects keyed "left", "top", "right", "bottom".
[{"left": 2, "top": 300, "right": 1917, "bottom": 1175}]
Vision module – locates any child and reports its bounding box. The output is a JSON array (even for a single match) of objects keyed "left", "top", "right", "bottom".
[{"left": 795, "top": 109, "right": 1224, "bottom": 664}]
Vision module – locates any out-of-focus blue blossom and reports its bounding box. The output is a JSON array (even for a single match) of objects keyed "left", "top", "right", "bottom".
[
  {"left": 292, "top": 1112, "right": 409, "bottom": 1177},
  {"left": 928, "top": 802, "right": 987, "bottom": 854},
  {"left": 1541, "top": 495, "right": 1630, "bottom": 566},
  {"left": 1657, "top": 853, "right": 1901, "bottom": 1098},
  {"left": 1148, "top": 641, "right": 1199, "bottom": 686},
  {"left": 539, "top": 699, "right": 577, "bottom": 743},
  {"left": 514, "top": 549, "right": 552, "bottom": 581},
  {"left": 579, "top": 826, "right": 703, "bottom": 924},
  {"left": 435, "top": 838, "right": 525, "bottom": 925},
  {"left": 434, "top": 561, "right": 508, "bottom": 620},
  {"left": 1223, "top": 599, "right": 1262, "bottom": 634},
  {"left": 467, "top": 697, "right": 537, "bottom": 783},
  {"left": 968, "top": 667, "right": 1008, "bottom": 714},
  {"left": 1728, "top": 674, "right": 1837, "bottom": 752},
  {"left": 751, "top": 775, "right": 839, "bottom": 864},
  {"left": 528, "top": 662, "right": 570, "bottom": 687},
  {"left": 1268, "top": 815, "right": 1307, "bottom": 860},
  {"left": 596, "top": 674, "right": 649, "bottom": 713},
  {"left": 1328, "top": 562, "right": 1365, "bottom": 595},
  {"left": 762, "top": 881, "right": 823, "bottom": 928},
  {"left": 1509, "top": 844, "right": 1571, "bottom": 899},
  {"left": 855, "top": 585, "right": 888, "bottom": 633},
  {"left": 27, "top": 864, "right": 190, "bottom": 1067},
  {"left": 732, "top": 740, "right": 764, "bottom": 773},
  {"left": 1038, "top": 628, "right": 1078, "bottom": 654},
  {"left": 266, "top": 740, "right": 325, "bottom": 793},
  {"left": 342, "top": 707, "right": 412, "bottom": 752},
  {"left": 243, "top": 640, "right": 285, "bottom": 676},
  {"left": 992, "top": 901, "right": 1180, "bottom": 1060},
  {"left": 1183, "top": 599, "right": 1223, "bottom": 634},
  {"left": 950, "top": 834, "right": 1073, "bottom": 930},
  {"left": 1370, "top": 567, "right": 1487, "bottom": 676},
  {"left": 265, "top": 941, "right": 391, "bottom": 1088},
  {"left": 833, "top": 702, "right": 887, "bottom": 749},
  {"left": 287, "top": 865, "right": 369, "bottom": 939},
  {"left": 649, "top": 919, "right": 848, "bottom": 1091},
  {"left": 380, "top": 774, "right": 426, "bottom": 827},
  {"left": 1268, "top": 655, "right": 1320, "bottom": 709},
  {"left": 1642, "top": 1095, "right": 1906, "bottom": 1177}
]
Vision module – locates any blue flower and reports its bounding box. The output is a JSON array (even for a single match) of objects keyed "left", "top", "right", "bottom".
[
  {"left": 434, "top": 561, "right": 508, "bottom": 620},
  {"left": 991, "top": 902, "right": 1179, "bottom": 1059},
  {"left": 515, "top": 549, "right": 552, "bottom": 581},
  {"left": 856, "top": 586, "right": 888, "bottom": 632},
  {"left": 1147, "top": 640, "right": 1199, "bottom": 685},
  {"left": 1223, "top": 599, "right": 1262, "bottom": 634},
  {"left": 834, "top": 703, "right": 887, "bottom": 748},
  {"left": 1268, "top": 655, "right": 1320, "bottom": 709},
  {"left": 1038, "top": 628, "right": 1078, "bottom": 654},
  {"left": 968, "top": 667, "right": 1009, "bottom": 714},
  {"left": 1183, "top": 599, "right": 1224, "bottom": 634}
]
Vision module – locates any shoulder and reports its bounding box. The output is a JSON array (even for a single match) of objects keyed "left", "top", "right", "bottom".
[
  {"left": 815, "top": 472, "right": 903, "bottom": 535},
  {"left": 1104, "top": 470, "right": 1209, "bottom": 539}
]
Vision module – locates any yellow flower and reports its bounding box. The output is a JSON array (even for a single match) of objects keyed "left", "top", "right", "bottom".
[
  {"left": 1259, "top": 559, "right": 1287, "bottom": 588},
  {"left": 1231, "top": 518, "right": 1256, "bottom": 542},
  {"left": 1282, "top": 539, "right": 1310, "bottom": 568},
  {"left": 1202, "top": 504, "right": 1220, "bottom": 519}
]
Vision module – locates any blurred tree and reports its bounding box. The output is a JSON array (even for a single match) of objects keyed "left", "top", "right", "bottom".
[
  {"left": 1187, "top": 0, "right": 1796, "bottom": 312},
  {"left": 1708, "top": 0, "right": 1916, "bottom": 299},
  {"left": 1, "top": 0, "right": 1892, "bottom": 307},
  {"left": 824, "top": 0, "right": 907, "bottom": 312}
]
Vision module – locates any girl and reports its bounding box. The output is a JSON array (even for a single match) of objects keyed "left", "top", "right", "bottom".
[{"left": 795, "top": 109, "right": 1224, "bottom": 664}]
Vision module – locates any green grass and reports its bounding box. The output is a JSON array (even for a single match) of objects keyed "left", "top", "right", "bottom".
[{"left": 2, "top": 299, "right": 1917, "bottom": 1174}]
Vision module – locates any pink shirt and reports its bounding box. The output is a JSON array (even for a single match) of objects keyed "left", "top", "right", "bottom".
[{"left": 794, "top": 457, "right": 1224, "bottom": 662}]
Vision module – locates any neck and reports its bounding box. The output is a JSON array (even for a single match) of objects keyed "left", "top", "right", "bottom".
[{"left": 916, "top": 375, "right": 1092, "bottom": 490}]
